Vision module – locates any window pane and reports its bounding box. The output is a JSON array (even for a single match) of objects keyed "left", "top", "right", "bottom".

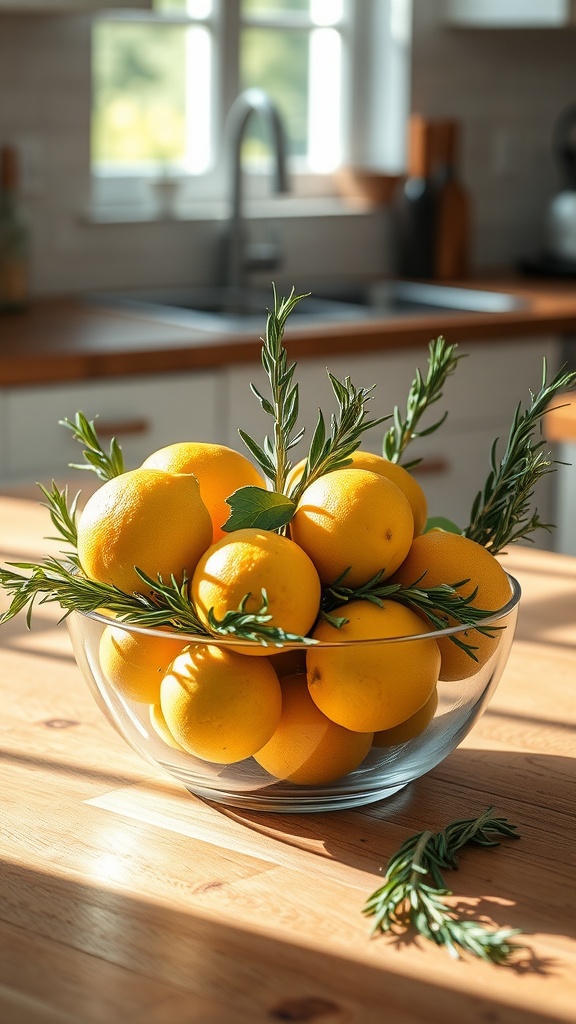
[
  {"left": 92, "top": 22, "right": 187, "bottom": 167},
  {"left": 242, "top": 0, "right": 344, "bottom": 23},
  {"left": 308, "top": 27, "right": 341, "bottom": 170},
  {"left": 155, "top": 0, "right": 213, "bottom": 14},
  {"left": 242, "top": 0, "right": 311, "bottom": 15},
  {"left": 240, "top": 28, "right": 309, "bottom": 159}
]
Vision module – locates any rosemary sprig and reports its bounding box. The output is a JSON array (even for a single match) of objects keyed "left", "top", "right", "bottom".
[
  {"left": 287, "top": 373, "right": 389, "bottom": 504},
  {"left": 321, "top": 570, "right": 503, "bottom": 660},
  {"left": 238, "top": 286, "right": 308, "bottom": 494},
  {"left": 0, "top": 556, "right": 314, "bottom": 647},
  {"left": 38, "top": 481, "right": 80, "bottom": 549},
  {"left": 60, "top": 410, "right": 125, "bottom": 480},
  {"left": 0, "top": 558, "right": 208, "bottom": 633},
  {"left": 464, "top": 362, "right": 576, "bottom": 553},
  {"left": 207, "top": 589, "right": 316, "bottom": 648},
  {"left": 383, "top": 337, "right": 462, "bottom": 469},
  {"left": 364, "top": 807, "right": 523, "bottom": 963},
  {"left": 226, "top": 287, "right": 388, "bottom": 531}
]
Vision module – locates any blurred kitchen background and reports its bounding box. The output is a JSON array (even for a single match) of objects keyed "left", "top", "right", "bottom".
[
  {"left": 2, "top": 0, "right": 576, "bottom": 556},
  {"left": 1, "top": 0, "right": 576, "bottom": 296}
]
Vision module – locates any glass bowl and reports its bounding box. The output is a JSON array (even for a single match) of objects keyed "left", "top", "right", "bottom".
[{"left": 66, "top": 575, "right": 521, "bottom": 813}]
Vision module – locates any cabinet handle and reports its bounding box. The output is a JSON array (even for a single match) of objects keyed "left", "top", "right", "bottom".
[
  {"left": 411, "top": 456, "right": 450, "bottom": 476},
  {"left": 95, "top": 418, "right": 150, "bottom": 438}
]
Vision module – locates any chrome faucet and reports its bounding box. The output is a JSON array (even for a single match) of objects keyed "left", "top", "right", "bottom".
[{"left": 223, "top": 88, "right": 289, "bottom": 294}]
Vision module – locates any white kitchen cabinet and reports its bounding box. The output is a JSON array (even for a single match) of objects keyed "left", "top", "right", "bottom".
[
  {"left": 0, "top": 370, "right": 222, "bottom": 485},
  {"left": 443, "top": 0, "right": 576, "bottom": 27},
  {"left": 222, "top": 336, "right": 559, "bottom": 540},
  {"left": 0, "top": 2, "right": 151, "bottom": 12}
]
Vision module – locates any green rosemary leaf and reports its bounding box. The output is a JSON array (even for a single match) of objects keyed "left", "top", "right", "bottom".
[
  {"left": 364, "top": 807, "right": 523, "bottom": 963},
  {"left": 249, "top": 383, "right": 275, "bottom": 417},
  {"left": 238, "top": 286, "right": 310, "bottom": 495},
  {"left": 383, "top": 337, "right": 463, "bottom": 465},
  {"left": 206, "top": 588, "right": 317, "bottom": 648},
  {"left": 59, "top": 411, "right": 125, "bottom": 481},
  {"left": 0, "top": 557, "right": 209, "bottom": 634},
  {"left": 307, "top": 410, "right": 327, "bottom": 468},
  {"left": 221, "top": 486, "right": 297, "bottom": 533},
  {"left": 464, "top": 361, "right": 576, "bottom": 553},
  {"left": 320, "top": 571, "right": 505, "bottom": 661},
  {"left": 237, "top": 428, "right": 276, "bottom": 480},
  {"left": 37, "top": 481, "right": 80, "bottom": 548},
  {"left": 288, "top": 374, "right": 389, "bottom": 502}
]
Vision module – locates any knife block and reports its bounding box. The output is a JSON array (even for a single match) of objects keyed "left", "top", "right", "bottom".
[
  {"left": 391, "top": 116, "right": 470, "bottom": 280},
  {"left": 433, "top": 120, "right": 470, "bottom": 280}
]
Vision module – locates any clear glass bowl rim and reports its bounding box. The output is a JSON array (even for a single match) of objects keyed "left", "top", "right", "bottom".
[{"left": 76, "top": 572, "right": 522, "bottom": 652}]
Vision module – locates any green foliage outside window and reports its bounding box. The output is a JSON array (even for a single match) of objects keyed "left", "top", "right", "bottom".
[
  {"left": 92, "top": 1, "right": 337, "bottom": 170},
  {"left": 92, "top": 22, "right": 187, "bottom": 167}
]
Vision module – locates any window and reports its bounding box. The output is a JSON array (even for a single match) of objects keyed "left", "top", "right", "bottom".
[{"left": 92, "top": 0, "right": 411, "bottom": 208}]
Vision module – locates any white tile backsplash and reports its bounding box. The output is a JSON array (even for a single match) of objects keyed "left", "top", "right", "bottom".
[
  {"left": 1, "top": 5, "right": 576, "bottom": 295},
  {"left": 411, "top": 0, "right": 576, "bottom": 267}
]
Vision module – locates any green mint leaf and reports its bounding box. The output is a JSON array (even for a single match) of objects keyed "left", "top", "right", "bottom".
[
  {"left": 222, "top": 486, "right": 297, "bottom": 533},
  {"left": 424, "top": 516, "right": 463, "bottom": 535}
]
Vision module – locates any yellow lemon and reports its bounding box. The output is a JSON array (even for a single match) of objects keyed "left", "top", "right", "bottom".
[
  {"left": 287, "top": 449, "right": 428, "bottom": 536},
  {"left": 149, "top": 702, "right": 187, "bottom": 750},
  {"left": 142, "top": 441, "right": 266, "bottom": 544},
  {"left": 99, "top": 623, "right": 188, "bottom": 703},
  {"left": 290, "top": 467, "right": 414, "bottom": 587},
  {"left": 77, "top": 468, "right": 212, "bottom": 595},
  {"left": 191, "top": 528, "right": 321, "bottom": 654},
  {"left": 254, "top": 673, "right": 373, "bottom": 785},
  {"left": 267, "top": 646, "right": 308, "bottom": 678},
  {"left": 160, "top": 644, "right": 282, "bottom": 763},
  {"left": 373, "top": 688, "right": 438, "bottom": 747},
  {"left": 307, "top": 599, "right": 440, "bottom": 732},
  {"left": 390, "top": 530, "right": 513, "bottom": 681}
]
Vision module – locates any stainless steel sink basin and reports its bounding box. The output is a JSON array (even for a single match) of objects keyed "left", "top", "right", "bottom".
[{"left": 87, "top": 280, "right": 526, "bottom": 334}]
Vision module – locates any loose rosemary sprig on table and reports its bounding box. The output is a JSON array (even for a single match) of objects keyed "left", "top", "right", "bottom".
[
  {"left": 383, "top": 337, "right": 463, "bottom": 469},
  {"left": 464, "top": 362, "right": 576, "bottom": 553},
  {"left": 364, "top": 807, "right": 523, "bottom": 963},
  {"left": 321, "top": 570, "right": 502, "bottom": 660}
]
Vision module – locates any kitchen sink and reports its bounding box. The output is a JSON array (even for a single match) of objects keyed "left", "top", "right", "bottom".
[{"left": 87, "top": 280, "right": 526, "bottom": 334}]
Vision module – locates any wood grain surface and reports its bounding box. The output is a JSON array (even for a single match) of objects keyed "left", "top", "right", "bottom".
[{"left": 0, "top": 497, "right": 575, "bottom": 1024}]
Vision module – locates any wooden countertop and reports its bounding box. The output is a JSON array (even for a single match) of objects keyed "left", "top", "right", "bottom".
[
  {"left": 1, "top": 275, "right": 576, "bottom": 387},
  {"left": 0, "top": 494, "right": 575, "bottom": 1023}
]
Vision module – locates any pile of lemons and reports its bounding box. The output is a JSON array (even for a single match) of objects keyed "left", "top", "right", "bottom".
[{"left": 77, "top": 439, "right": 511, "bottom": 786}]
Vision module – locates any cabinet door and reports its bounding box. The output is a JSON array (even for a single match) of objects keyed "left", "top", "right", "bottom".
[{"left": 3, "top": 371, "right": 222, "bottom": 484}]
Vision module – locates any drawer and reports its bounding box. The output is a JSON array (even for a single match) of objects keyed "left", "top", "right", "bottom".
[{"left": 2, "top": 371, "right": 223, "bottom": 482}]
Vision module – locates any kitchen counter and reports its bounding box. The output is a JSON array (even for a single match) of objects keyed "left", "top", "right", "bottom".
[
  {"left": 1, "top": 276, "right": 576, "bottom": 387},
  {"left": 0, "top": 494, "right": 575, "bottom": 1024}
]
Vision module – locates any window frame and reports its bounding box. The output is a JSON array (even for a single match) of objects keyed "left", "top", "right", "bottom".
[{"left": 91, "top": 0, "right": 412, "bottom": 218}]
